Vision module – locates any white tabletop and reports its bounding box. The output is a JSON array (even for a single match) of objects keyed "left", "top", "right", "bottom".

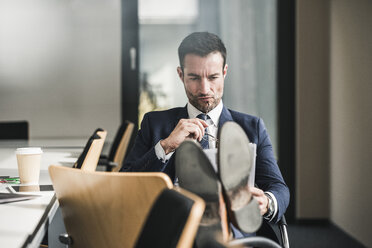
[
  {"left": 0, "top": 141, "right": 83, "bottom": 248},
  {"left": 0, "top": 188, "right": 57, "bottom": 248},
  {"left": 0, "top": 148, "right": 81, "bottom": 171},
  {"left": 0, "top": 138, "right": 87, "bottom": 149}
]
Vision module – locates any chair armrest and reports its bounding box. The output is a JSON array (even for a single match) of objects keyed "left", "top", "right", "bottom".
[
  {"left": 99, "top": 154, "right": 109, "bottom": 160},
  {"left": 278, "top": 216, "right": 289, "bottom": 248},
  {"left": 97, "top": 158, "right": 118, "bottom": 167},
  {"left": 59, "top": 233, "right": 73, "bottom": 246},
  {"left": 97, "top": 158, "right": 119, "bottom": 171},
  {"left": 278, "top": 215, "right": 287, "bottom": 226}
]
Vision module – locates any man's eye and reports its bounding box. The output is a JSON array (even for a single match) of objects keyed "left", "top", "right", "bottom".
[
  {"left": 209, "top": 76, "right": 218, "bottom": 80},
  {"left": 190, "top": 77, "right": 198, "bottom": 81}
]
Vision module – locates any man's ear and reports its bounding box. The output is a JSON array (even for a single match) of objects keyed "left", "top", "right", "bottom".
[
  {"left": 177, "top": 66, "right": 184, "bottom": 81},
  {"left": 223, "top": 64, "right": 228, "bottom": 78}
]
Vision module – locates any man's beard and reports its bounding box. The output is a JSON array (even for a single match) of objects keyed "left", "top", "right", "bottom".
[{"left": 188, "top": 93, "right": 221, "bottom": 113}]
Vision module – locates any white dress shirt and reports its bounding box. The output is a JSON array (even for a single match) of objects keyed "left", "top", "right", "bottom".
[
  {"left": 186, "top": 100, "right": 223, "bottom": 149},
  {"left": 155, "top": 100, "right": 223, "bottom": 161}
]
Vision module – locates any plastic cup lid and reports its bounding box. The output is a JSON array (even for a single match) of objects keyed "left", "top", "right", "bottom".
[{"left": 16, "top": 147, "right": 43, "bottom": 155}]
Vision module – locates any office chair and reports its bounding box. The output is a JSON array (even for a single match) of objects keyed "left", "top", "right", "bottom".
[
  {"left": 73, "top": 128, "right": 107, "bottom": 171},
  {"left": 256, "top": 216, "right": 289, "bottom": 248},
  {"left": 197, "top": 220, "right": 286, "bottom": 248},
  {"left": 134, "top": 188, "right": 205, "bottom": 248},
  {"left": 256, "top": 159, "right": 289, "bottom": 248},
  {"left": 278, "top": 216, "right": 289, "bottom": 248},
  {"left": 48, "top": 165, "right": 173, "bottom": 248},
  {"left": 220, "top": 217, "right": 289, "bottom": 248},
  {"left": 0, "top": 121, "right": 29, "bottom": 140},
  {"left": 97, "top": 121, "right": 135, "bottom": 172}
]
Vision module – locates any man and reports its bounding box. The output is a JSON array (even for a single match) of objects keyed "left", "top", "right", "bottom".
[{"left": 122, "top": 32, "right": 289, "bottom": 237}]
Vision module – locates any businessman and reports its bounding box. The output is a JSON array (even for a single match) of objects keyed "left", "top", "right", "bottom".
[{"left": 122, "top": 32, "right": 289, "bottom": 237}]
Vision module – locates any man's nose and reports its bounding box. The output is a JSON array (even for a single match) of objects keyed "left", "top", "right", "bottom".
[{"left": 200, "top": 78, "right": 210, "bottom": 94}]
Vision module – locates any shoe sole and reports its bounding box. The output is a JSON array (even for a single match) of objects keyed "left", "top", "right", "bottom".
[
  {"left": 175, "top": 140, "right": 224, "bottom": 241},
  {"left": 218, "top": 122, "right": 262, "bottom": 233}
]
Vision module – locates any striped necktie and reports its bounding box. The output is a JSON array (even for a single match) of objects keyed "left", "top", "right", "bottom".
[{"left": 197, "top": 113, "right": 210, "bottom": 149}]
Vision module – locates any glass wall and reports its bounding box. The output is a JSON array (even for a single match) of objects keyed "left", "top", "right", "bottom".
[{"left": 138, "top": 0, "right": 277, "bottom": 154}]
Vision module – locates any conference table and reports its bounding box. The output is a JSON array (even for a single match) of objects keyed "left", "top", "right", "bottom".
[{"left": 0, "top": 139, "right": 88, "bottom": 248}]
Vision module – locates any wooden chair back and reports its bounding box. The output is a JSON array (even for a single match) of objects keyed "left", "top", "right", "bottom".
[
  {"left": 134, "top": 188, "right": 205, "bottom": 248},
  {"left": 74, "top": 129, "right": 107, "bottom": 171},
  {"left": 110, "top": 121, "right": 134, "bottom": 172},
  {"left": 176, "top": 188, "right": 205, "bottom": 248},
  {"left": 80, "top": 130, "right": 107, "bottom": 171},
  {"left": 48, "top": 165, "right": 173, "bottom": 248}
]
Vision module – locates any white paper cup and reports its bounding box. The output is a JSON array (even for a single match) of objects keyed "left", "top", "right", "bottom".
[{"left": 16, "top": 147, "right": 43, "bottom": 185}]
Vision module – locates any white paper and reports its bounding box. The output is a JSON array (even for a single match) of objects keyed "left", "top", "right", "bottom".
[
  {"left": 204, "top": 148, "right": 218, "bottom": 172},
  {"left": 247, "top": 143, "right": 257, "bottom": 187}
]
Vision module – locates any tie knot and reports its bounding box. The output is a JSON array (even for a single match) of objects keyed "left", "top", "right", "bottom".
[{"left": 197, "top": 113, "right": 209, "bottom": 121}]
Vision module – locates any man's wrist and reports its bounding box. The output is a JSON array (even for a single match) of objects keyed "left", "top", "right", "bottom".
[
  {"left": 264, "top": 195, "right": 270, "bottom": 214},
  {"left": 160, "top": 139, "right": 171, "bottom": 154},
  {"left": 263, "top": 193, "right": 274, "bottom": 220},
  {"left": 160, "top": 139, "right": 174, "bottom": 155},
  {"left": 155, "top": 141, "right": 174, "bottom": 163}
]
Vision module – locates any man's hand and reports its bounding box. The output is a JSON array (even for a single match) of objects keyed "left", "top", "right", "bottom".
[
  {"left": 160, "top": 118, "right": 208, "bottom": 154},
  {"left": 250, "top": 187, "right": 269, "bottom": 216}
]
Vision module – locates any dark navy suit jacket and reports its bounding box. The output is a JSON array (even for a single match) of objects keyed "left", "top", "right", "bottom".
[{"left": 122, "top": 105, "right": 290, "bottom": 223}]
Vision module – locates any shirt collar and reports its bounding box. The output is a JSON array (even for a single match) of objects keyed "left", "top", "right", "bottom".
[{"left": 187, "top": 100, "right": 223, "bottom": 127}]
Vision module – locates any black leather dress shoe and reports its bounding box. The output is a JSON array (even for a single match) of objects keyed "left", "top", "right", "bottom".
[
  {"left": 175, "top": 140, "right": 229, "bottom": 243},
  {"left": 218, "top": 122, "right": 262, "bottom": 234}
]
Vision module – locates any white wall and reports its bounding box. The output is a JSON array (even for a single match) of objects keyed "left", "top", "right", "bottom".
[
  {"left": 297, "top": 0, "right": 372, "bottom": 245},
  {"left": 330, "top": 0, "right": 372, "bottom": 246},
  {"left": 296, "top": 0, "right": 330, "bottom": 219},
  {"left": 0, "top": 0, "right": 121, "bottom": 140}
]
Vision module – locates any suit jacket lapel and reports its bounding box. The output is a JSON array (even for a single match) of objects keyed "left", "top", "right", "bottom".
[
  {"left": 173, "top": 105, "right": 188, "bottom": 129},
  {"left": 218, "top": 105, "right": 234, "bottom": 128}
]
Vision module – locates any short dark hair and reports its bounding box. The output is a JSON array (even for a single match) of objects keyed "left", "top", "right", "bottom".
[{"left": 178, "top": 32, "right": 227, "bottom": 70}]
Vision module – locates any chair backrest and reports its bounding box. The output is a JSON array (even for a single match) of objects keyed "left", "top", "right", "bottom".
[
  {"left": 109, "top": 121, "right": 135, "bottom": 172},
  {"left": 80, "top": 130, "right": 107, "bottom": 171},
  {"left": 135, "top": 188, "right": 205, "bottom": 248},
  {"left": 0, "top": 121, "right": 29, "bottom": 140},
  {"left": 48, "top": 165, "right": 173, "bottom": 248},
  {"left": 74, "top": 129, "right": 107, "bottom": 171}
]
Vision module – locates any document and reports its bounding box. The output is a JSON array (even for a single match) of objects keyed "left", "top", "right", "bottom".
[
  {"left": 204, "top": 148, "right": 218, "bottom": 172},
  {"left": 0, "top": 192, "right": 39, "bottom": 204},
  {"left": 247, "top": 143, "right": 257, "bottom": 188}
]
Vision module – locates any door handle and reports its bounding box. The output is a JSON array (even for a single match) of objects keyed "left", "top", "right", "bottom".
[{"left": 130, "top": 47, "right": 136, "bottom": 70}]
